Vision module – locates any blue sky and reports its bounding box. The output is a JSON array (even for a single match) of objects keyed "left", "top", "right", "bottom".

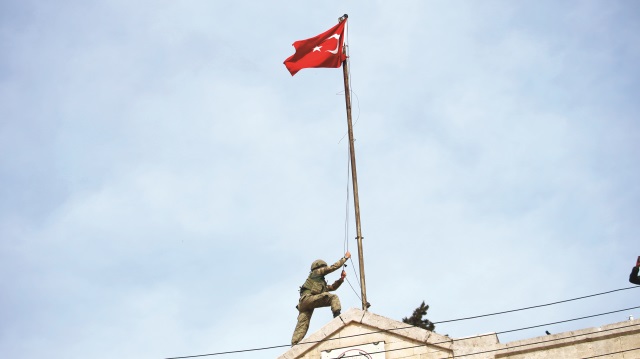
[{"left": 1, "top": 1, "right": 639, "bottom": 358}]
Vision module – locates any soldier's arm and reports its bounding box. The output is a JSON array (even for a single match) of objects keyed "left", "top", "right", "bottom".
[
  {"left": 317, "top": 256, "right": 348, "bottom": 276},
  {"left": 327, "top": 278, "right": 344, "bottom": 291}
]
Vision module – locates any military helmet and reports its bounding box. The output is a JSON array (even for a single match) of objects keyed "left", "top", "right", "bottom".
[{"left": 311, "top": 259, "right": 327, "bottom": 270}]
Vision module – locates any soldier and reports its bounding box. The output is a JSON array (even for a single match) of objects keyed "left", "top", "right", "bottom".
[
  {"left": 630, "top": 257, "right": 640, "bottom": 285},
  {"left": 291, "top": 251, "right": 351, "bottom": 345}
]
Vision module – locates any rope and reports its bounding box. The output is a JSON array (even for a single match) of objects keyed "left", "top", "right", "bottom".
[{"left": 343, "top": 137, "right": 362, "bottom": 302}]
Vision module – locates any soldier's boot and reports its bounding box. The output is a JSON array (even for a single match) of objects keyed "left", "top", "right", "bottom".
[{"left": 333, "top": 310, "right": 341, "bottom": 318}]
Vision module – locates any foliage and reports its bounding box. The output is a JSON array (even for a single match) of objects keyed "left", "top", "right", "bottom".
[{"left": 402, "top": 301, "right": 435, "bottom": 331}]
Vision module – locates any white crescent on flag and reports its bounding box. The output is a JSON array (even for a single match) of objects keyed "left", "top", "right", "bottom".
[{"left": 324, "top": 34, "right": 341, "bottom": 54}]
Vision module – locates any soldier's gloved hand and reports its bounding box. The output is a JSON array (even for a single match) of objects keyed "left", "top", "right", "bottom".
[{"left": 341, "top": 270, "right": 347, "bottom": 280}]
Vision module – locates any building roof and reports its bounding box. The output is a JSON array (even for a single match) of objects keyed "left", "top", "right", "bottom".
[
  {"left": 278, "top": 308, "right": 495, "bottom": 359},
  {"left": 277, "top": 308, "right": 640, "bottom": 359}
]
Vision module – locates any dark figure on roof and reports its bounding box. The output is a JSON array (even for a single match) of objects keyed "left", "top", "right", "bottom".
[
  {"left": 291, "top": 251, "right": 351, "bottom": 345},
  {"left": 630, "top": 265, "right": 640, "bottom": 285}
]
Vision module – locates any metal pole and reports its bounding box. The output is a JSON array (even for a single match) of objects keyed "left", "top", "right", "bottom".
[{"left": 341, "top": 36, "right": 369, "bottom": 311}]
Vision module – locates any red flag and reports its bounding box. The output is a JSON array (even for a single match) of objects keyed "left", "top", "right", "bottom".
[{"left": 284, "top": 20, "right": 347, "bottom": 76}]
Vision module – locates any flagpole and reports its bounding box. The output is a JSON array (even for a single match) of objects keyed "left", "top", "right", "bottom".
[{"left": 339, "top": 15, "right": 369, "bottom": 311}]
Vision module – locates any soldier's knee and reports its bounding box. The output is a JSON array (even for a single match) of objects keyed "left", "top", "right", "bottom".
[{"left": 324, "top": 292, "right": 337, "bottom": 299}]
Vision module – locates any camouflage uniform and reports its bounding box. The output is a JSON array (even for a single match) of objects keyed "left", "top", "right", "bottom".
[{"left": 291, "top": 256, "right": 348, "bottom": 345}]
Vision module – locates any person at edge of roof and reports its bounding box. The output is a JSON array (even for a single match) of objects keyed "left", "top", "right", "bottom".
[
  {"left": 630, "top": 259, "right": 640, "bottom": 285},
  {"left": 291, "top": 251, "right": 351, "bottom": 346}
]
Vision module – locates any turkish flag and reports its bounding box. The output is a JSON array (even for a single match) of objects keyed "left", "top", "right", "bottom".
[{"left": 284, "top": 20, "right": 347, "bottom": 76}]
